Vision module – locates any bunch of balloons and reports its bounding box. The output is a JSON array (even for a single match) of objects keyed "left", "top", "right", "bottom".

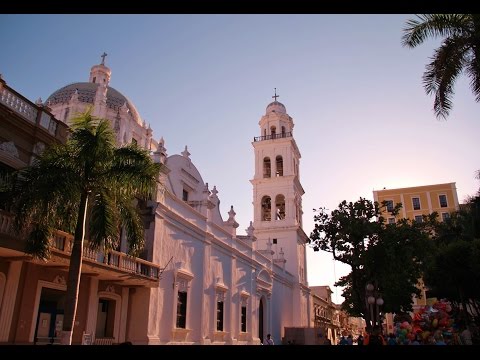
[{"left": 394, "top": 299, "right": 457, "bottom": 344}]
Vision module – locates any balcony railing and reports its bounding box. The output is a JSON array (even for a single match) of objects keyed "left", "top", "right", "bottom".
[
  {"left": 0, "top": 209, "right": 15, "bottom": 236},
  {"left": 0, "top": 210, "right": 162, "bottom": 281},
  {"left": 253, "top": 132, "right": 292, "bottom": 142},
  {"left": 52, "top": 231, "right": 162, "bottom": 280},
  {"left": 0, "top": 83, "right": 59, "bottom": 136},
  {"left": 0, "top": 86, "right": 38, "bottom": 123}
]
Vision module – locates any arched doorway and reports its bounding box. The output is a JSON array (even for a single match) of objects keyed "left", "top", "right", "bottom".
[{"left": 258, "top": 297, "right": 264, "bottom": 342}]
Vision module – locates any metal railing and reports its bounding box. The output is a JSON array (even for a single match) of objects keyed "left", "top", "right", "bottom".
[{"left": 253, "top": 132, "right": 292, "bottom": 142}]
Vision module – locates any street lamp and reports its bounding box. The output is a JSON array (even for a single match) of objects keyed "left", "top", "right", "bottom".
[{"left": 365, "top": 283, "right": 384, "bottom": 334}]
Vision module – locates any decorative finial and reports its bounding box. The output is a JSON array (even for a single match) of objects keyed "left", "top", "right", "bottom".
[
  {"left": 226, "top": 205, "right": 239, "bottom": 228},
  {"left": 211, "top": 186, "right": 218, "bottom": 197},
  {"left": 181, "top": 145, "right": 191, "bottom": 159},
  {"left": 228, "top": 205, "right": 236, "bottom": 219},
  {"left": 101, "top": 52, "right": 108, "bottom": 65},
  {"left": 272, "top": 88, "right": 279, "bottom": 102},
  {"left": 246, "top": 221, "right": 255, "bottom": 238}
]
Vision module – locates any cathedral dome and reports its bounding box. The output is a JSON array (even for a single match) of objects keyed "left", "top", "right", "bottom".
[
  {"left": 45, "top": 82, "right": 142, "bottom": 123},
  {"left": 266, "top": 101, "right": 286, "bottom": 115}
]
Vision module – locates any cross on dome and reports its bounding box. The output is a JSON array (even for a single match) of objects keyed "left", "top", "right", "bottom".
[
  {"left": 101, "top": 52, "right": 108, "bottom": 65},
  {"left": 272, "top": 88, "right": 279, "bottom": 102}
]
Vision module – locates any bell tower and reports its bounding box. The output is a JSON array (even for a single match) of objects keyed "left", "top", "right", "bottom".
[{"left": 251, "top": 89, "right": 308, "bottom": 286}]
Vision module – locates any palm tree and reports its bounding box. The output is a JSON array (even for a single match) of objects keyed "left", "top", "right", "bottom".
[
  {"left": 7, "top": 109, "right": 161, "bottom": 345},
  {"left": 402, "top": 14, "right": 480, "bottom": 119}
]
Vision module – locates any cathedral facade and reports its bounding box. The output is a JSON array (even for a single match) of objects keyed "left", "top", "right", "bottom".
[{"left": 0, "top": 57, "right": 311, "bottom": 344}]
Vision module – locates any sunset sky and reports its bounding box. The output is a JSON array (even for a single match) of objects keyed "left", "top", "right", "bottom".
[{"left": 1, "top": 14, "right": 478, "bottom": 303}]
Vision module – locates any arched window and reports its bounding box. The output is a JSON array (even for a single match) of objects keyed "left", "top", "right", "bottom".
[
  {"left": 281, "top": 126, "right": 286, "bottom": 137},
  {"left": 275, "top": 194, "right": 285, "bottom": 220},
  {"left": 270, "top": 126, "right": 276, "bottom": 139},
  {"left": 276, "top": 155, "right": 283, "bottom": 177},
  {"left": 263, "top": 157, "right": 271, "bottom": 178},
  {"left": 261, "top": 196, "right": 272, "bottom": 221}
]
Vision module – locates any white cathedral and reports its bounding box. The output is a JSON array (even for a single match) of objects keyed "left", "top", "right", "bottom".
[{"left": 4, "top": 56, "right": 312, "bottom": 345}]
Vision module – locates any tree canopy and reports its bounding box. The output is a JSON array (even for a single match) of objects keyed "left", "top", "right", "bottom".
[
  {"left": 423, "top": 194, "right": 480, "bottom": 326},
  {"left": 309, "top": 198, "right": 434, "bottom": 333}
]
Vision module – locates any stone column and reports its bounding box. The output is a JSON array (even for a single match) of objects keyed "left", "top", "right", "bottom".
[
  {"left": 228, "top": 256, "right": 236, "bottom": 343},
  {"left": 200, "top": 240, "right": 211, "bottom": 344},
  {"left": 267, "top": 293, "right": 272, "bottom": 339},
  {"left": 249, "top": 270, "right": 257, "bottom": 344},
  {"left": 84, "top": 277, "right": 99, "bottom": 338},
  {"left": 118, "top": 287, "right": 129, "bottom": 343},
  {"left": 0, "top": 261, "right": 23, "bottom": 342}
]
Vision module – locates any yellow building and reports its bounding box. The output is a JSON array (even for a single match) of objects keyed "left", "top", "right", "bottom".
[
  {"left": 372, "top": 182, "right": 460, "bottom": 334},
  {"left": 373, "top": 182, "right": 459, "bottom": 225}
]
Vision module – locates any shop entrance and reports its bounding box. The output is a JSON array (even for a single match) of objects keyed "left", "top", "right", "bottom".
[{"left": 34, "top": 287, "right": 65, "bottom": 345}]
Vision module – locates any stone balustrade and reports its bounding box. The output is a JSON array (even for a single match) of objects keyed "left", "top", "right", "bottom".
[
  {"left": 0, "top": 211, "right": 161, "bottom": 281},
  {"left": 0, "top": 87, "right": 38, "bottom": 123}
]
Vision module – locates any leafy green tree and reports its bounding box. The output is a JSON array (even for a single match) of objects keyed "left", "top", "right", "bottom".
[
  {"left": 6, "top": 109, "right": 161, "bottom": 345},
  {"left": 402, "top": 14, "right": 480, "bottom": 119},
  {"left": 423, "top": 196, "right": 480, "bottom": 326},
  {"left": 309, "top": 198, "right": 433, "bottom": 334}
]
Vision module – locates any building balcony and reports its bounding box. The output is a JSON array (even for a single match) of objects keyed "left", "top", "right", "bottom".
[
  {"left": 0, "top": 209, "right": 163, "bottom": 287},
  {"left": 0, "top": 81, "right": 68, "bottom": 142}
]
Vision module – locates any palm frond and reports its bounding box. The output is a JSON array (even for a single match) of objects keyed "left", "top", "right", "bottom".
[
  {"left": 69, "top": 111, "right": 116, "bottom": 183},
  {"left": 422, "top": 36, "right": 469, "bottom": 119},
  {"left": 10, "top": 145, "right": 82, "bottom": 232},
  {"left": 119, "top": 201, "right": 145, "bottom": 257},
  {"left": 88, "top": 190, "right": 120, "bottom": 251},
  {"left": 109, "top": 144, "right": 161, "bottom": 200},
  {"left": 465, "top": 52, "right": 480, "bottom": 102},
  {"left": 25, "top": 223, "right": 52, "bottom": 260},
  {"left": 402, "top": 14, "right": 472, "bottom": 48}
]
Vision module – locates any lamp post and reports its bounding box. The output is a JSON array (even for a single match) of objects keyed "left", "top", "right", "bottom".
[{"left": 365, "top": 283, "right": 384, "bottom": 334}]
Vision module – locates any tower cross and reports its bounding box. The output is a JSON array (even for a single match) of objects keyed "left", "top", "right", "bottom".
[
  {"left": 101, "top": 52, "right": 108, "bottom": 65},
  {"left": 272, "top": 88, "right": 279, "bottom": 102}
]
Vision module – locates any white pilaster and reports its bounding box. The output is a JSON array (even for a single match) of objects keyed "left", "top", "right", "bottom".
[
  {"left": 400, "top": 194, "right": 407, "bottom": 218},
  {"left": 0, "top": 261, "right": 22, "bottom": 342},
  {"left": 119, "top": 287, "right": 129, "bottom": 342},
  {"left": 228, "top": 256, "right": 236, "bottom": 343},
  {"left": 249, "top": 270, "right": 256, "bottom": 344},
  {"left": 426, "top": 191, "right": 433, "bottom": 213},
  {"left": 200, "top": 241, "right": 211, "bottom": 342},
  {"left": 85, "top": 277, "right": 99, "bottom": 337}
]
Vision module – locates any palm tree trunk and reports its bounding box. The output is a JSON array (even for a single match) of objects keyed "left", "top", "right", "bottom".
[{"left": 60, "top": 191, "right": 89, "bottom": 345}]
